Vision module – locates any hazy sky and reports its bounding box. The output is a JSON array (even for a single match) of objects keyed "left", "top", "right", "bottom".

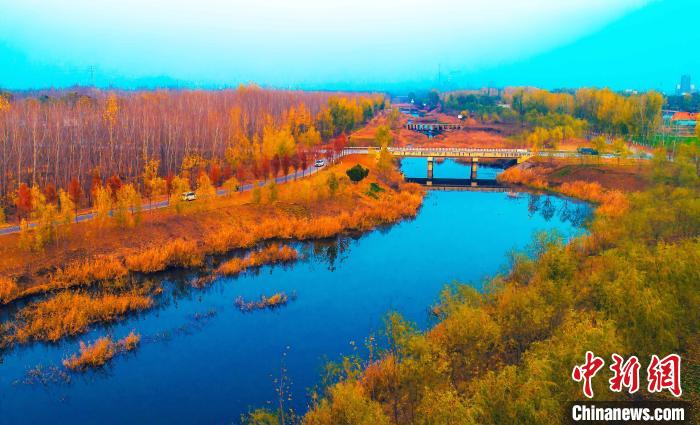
[{"left": 1, "top": 0, "right": 698, "bottom": 91}]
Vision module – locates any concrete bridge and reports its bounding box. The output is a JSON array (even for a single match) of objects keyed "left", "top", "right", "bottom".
[
  {"left": 342, "top": 146, "right": 531, "bottom": 187},
  {"left": 405, "top": 122, "right": 462, "bottom": 132}
]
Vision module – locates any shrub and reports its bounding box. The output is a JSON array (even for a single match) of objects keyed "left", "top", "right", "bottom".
[{"left": 346, "top": 164, "right": 369, "bottom": 183}]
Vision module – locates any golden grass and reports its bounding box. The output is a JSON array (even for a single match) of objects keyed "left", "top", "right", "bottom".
[
  {"left": 51, "top": 256, "right": 128, "bottom": 289},
  {"left": 9, "top": 292, "right": 152, "bottom": 344},
  {"left": 124, "top": 239, "right": 203, "bottom": 273},
  {"left": 63, "top": 336, "right": 116, "bottom": 371},
  {"left": 62, "top": 330, "right": 141, "bottom": 371},
  {"left": 217, "top": 244, "right": 299, "bottom": 276},
  {"left": 499, "top": 165, "right": 629, "bottom": 216},
  {"left": 117, "top": 330, "right": 141, "bottom": 351},
  {"left": 0, "top": 276, "right": 19, "bottom": 304}
]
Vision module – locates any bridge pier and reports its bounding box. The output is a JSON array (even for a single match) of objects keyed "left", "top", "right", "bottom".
[
  {"left": 427, "top": 156, "right": 434, "bottom": 185},
  {"left": 471, "top": 158, "right": 479, "bottom": 186}
]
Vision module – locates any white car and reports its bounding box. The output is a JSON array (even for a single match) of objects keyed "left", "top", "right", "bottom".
[
  {"left": 314, "top": 159, "right": 326, "bottom": 167},
  {"left": 181, "top": 191, "right": 197, "bottom": 201}
]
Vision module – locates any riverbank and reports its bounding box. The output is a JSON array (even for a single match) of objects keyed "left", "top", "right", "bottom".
[{"left": 0, "top": 154, "right": 424, "bottom": 308}]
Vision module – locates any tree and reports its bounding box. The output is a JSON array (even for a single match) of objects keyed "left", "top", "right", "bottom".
[
  {"left": 271, "top": 155, "right": 281, "bottom": 179},
  {"left": 223, "top": 177, "right": 240, "bottom": 195},
  {"left": 327, "top": 172, "right": 339, "bottom": 197},
  {"left": 114, "top": 184, "right": 141, "bottom": 227},
  {"left": 375, "top": 125, "right": 393, "bottom": 147},
  {"left": 376, "top": 145, "right": 394, "bottom": 180},
  {"left": 209, "top": 163, "right": 222, "bottom": 187},
  {"left": 612, "top": 138, "right": 631, "bottom": 164},
  {"left": 299, "top": 151, "right": 309, "bottom": 177},
  {"left": 592, "top": 136, "right": 607, "bottom": 158},
  {"left": 196, "top": 172, "right": 216, "bottom": 204},
  {"left": 142, "top": 158, "right": 164, "bottom": 208},
  {"left": 346, "top": 164, "right": 369, "bottom": 183},
  {"left": 93, "top": 186, "right": 113, "bottom": 227},
  {"left": 169, "top": 175, "right": 190, "bottom": 213},
  {"left": 15, "top": 183, "right": 33, "bottom": 222},
  {"left": 266, "top": 181, "right": 278, "bottom": 203},
  {"left": 107, "top": 175, "right": 123, "bottom": 202},
  {"left": 43, "top": 183, "right": 57, "bottom": 205},
  {"left": 57, "top": 189, "right": 75, "bottom": 229},
  {"left": 67, "top": 177, "right": 83, "bottom": 221}
]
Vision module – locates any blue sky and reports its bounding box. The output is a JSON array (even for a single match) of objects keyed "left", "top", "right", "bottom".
[{"left": 0, "top": 0, "right": 697, "bottom": 92}]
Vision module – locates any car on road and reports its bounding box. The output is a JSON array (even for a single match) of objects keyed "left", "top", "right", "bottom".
[
  {"left": 577, "top": 147, "right": 599, "bottom": 155},
  {"left": 181, "top": 191, "right": 197, "bottom": 201},
  {"left": 314, "top": 159, "right": 326, "bottom": 167}
]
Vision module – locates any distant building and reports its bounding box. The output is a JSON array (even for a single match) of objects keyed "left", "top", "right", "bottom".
[
  {"left": 676, "top": 75, "right": 696, "bottom": 95},
  {"left": 670, "top": 111, "right": 698, "bottom": 126}
]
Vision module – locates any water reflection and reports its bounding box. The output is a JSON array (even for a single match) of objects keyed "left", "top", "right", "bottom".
[{"left": 525, "top": 192, "right": 591, "bottom": 227}]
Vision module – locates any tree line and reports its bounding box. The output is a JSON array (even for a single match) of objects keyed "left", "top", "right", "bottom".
[{"left": 0, "top": 87, "right": 385, "bottom": 222}]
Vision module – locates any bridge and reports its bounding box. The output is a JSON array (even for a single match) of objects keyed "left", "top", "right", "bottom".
[
  {"left": 344, "top": 147, "right": 531, "bottom": 186},
  {"left": 405, "top": 122, "right": 462, "bottom": 132}
]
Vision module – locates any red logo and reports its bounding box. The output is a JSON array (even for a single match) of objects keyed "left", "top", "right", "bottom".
[
  {"left": 572, "top": 351, "right": 605, "bottom": 398},
  {"left": 572, "top": 352, "right": 682, "bottom": 398},
  {"left": 609, "top": 354, "right": 640, "bottom": 394},
  {"left": 647, "top": 354, "right": 682, "bottom": 397}
]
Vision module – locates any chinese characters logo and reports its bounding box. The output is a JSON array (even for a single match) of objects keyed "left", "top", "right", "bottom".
[{"left": 572, "top": 352, "right": 681, "bottom": 398}]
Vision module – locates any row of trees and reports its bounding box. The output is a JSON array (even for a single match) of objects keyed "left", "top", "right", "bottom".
[
  {"left": 510, "top": 88, "right": 664, "bottom": 140},
  {"left": 0, "top": 87, "right": 385, "bottom": 220}
]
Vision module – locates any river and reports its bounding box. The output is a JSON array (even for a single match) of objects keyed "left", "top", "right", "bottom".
[{"left": 0, "top": 158, "right": 591, "bottom": 424}]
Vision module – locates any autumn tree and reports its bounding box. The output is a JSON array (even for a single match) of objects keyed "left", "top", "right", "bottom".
[
  {"left": 67, "top": 177, "right": 83, "bottom": 221},
  {"left": 15, "top": 183, "right": 33, "bottom": 222},
  {"left": 327, "top": 172, "right": 339, "bottom": 197},
  {"left": 169, "top": 175, "right": 190, "bottom": 213},
  {"left": 114, "top": 184, "right": 142, "bottom": 228},
  {"left": 374, "top": 125, "right": 393, "bottom": 147},
  {"left": 43, "top": 183, "right": 57, "bottom": 205},
  {"left": 196, "top": 172, "right": 216, "bottom": 204},
  {"left": 142, "top": 158, "right": 165, "bottom": 209},
  {"left": 93, "top": 185, "right": 113, "bottom": 227}
]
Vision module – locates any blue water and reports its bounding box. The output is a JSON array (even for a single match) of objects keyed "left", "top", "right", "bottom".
[{"left": 0, "top": 159, "right": 591, "bottom": 425}]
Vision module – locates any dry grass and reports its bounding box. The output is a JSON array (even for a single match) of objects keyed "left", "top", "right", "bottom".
[
  {"left": 234, "top": 292, "right": 291, "bottom": 311},
  {"left": 51, "top": 256, "right": 128, "bottom": 289},
  {"left": 62, "top": 330, "right": 141, "bottom": 371},
  {"left": 63, "top": 336, "right": 116, "bottom": 371},
  {"left": 8, "top": 292, "right": 152, "bottom": 344},
  {"left": 117, "top": 330, "right": 141, "bottom": 351},
  {"left": 124, "top": 239, "right": 203, "bottom": 273},
  {"left": 217, "top": 244, "right": 299, "bottom": 276},
  {"left": 0, "top": 276, "right": 19, "bottom": 304},
  {"left": 499, "top": 164, "right": 630, "bottom": 217}
]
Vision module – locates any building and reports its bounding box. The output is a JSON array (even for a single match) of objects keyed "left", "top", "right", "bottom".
[
  {"left": 676, "top": 75, "right": 696, "bottom": 95},
  {"left": 668, "top": 111, "right": 698, "bottom": 136}
]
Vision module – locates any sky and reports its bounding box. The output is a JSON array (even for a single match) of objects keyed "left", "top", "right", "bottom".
[{"left": 0, "top": 0, "right": 698, "bottom": 92}]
